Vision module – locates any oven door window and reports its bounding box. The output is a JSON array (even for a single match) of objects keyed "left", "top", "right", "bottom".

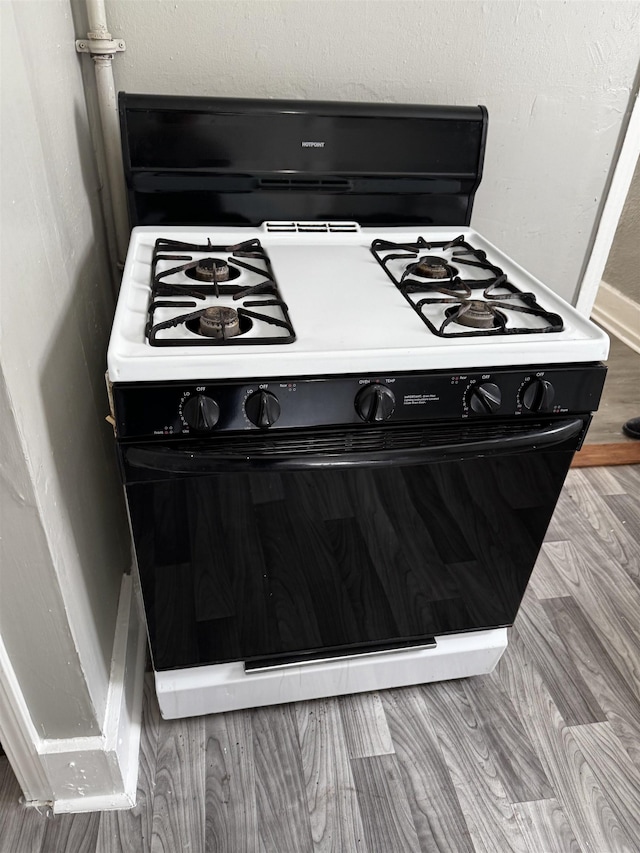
[{"left": 124, "top": 431, "right": 577, "bottom": 671}]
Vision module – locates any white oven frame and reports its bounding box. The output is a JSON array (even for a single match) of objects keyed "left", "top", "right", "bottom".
[{"left": 154, "top": 627, "right": 508, "bottom": 719}]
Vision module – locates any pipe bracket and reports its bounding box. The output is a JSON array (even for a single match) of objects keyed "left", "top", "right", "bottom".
[{"left": 76, "top": 37, "right": 126, "bottom": 55}]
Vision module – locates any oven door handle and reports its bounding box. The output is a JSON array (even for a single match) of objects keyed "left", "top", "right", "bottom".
[{"left": 124, "top": 417, "right": 585, "bottom": 474}]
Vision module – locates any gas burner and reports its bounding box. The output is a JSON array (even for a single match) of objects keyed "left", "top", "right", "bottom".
[
  {"left": 197, "top": 306, "right": 243, "bottom": 338},
  {"left": 185, "top": 258, "right": 240, "bottom": 283},
  {"left": 411, "top": 256, "right": 458, "bottom": 279},
  {"left": 146, "top": 237, "right": 296, "bottom": 347},
  {"left": 445, "top": 300, "right": 503, "bottom": 330},
  {"left": 371, "top": 236, "right": 564, "bottom": 338}
]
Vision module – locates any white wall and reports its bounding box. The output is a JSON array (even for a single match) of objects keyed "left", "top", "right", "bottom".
[
  {"left": 0, "top": 0, "right": 130, "bottom": 739},
  {"left": 603, "top": 156, "right": 640, "bottom": 304},
  {"left": 106, "top": 0, "right": 640, "bottom": 304},
  {"left": 0, "top": 370, "right": 100, "bottom": 738}
]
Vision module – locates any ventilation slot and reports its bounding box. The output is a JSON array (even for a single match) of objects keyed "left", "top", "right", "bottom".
[
  {"left": 265, "top": 221, "right": 359, "bottom": 233},
  {"left": 328, "top": 223, "right": 359, "bottom": 232},
  {"left": 258, "top": 177, "right": 353, "bottom": 191},
  {"left": 265, "top": 223, "right": 297, "bottom": 232},
  {"left": 172, "top": 420, "right": 557, "bottom": 458}
]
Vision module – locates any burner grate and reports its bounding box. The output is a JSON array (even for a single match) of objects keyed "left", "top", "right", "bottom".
[
  {"left": 146, "top": 238, "right": 296, "bottom": 347},
  {"left": 371, "top": 236, "right": 564, "bottom": 337}
]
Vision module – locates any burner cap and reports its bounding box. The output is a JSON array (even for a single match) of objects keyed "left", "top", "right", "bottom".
[
  {"left": 446, "top": 299, "right": 502, "bottom": 329},
  {"left": 188, "top": 258, "right": 231, "bottom": 283},
  {"left": 412, "top": 256, "right": 457, "bottom": 279},
  {"left": 199, "top": 306, "right": 242, "bottom": 338}
]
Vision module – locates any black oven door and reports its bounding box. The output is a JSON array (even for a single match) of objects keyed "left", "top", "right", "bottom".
[{"left": 121, "top": 416, "right": 586, "bottom": 672}]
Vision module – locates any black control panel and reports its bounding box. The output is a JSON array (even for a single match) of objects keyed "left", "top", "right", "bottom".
[{"left": 112, "top": 363, "right": 607, "bottom": 442}]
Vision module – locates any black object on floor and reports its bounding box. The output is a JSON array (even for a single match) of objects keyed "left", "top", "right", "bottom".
[{"left": 622, "top": 417, "right": 640, "bottom": 439}]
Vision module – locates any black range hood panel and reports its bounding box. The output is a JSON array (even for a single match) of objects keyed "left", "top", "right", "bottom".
[{"left": 119, "top": 93, "right": 488, "bottom": 229}]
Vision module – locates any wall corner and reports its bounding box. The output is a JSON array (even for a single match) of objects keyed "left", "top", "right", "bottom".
[{"left": 0, "top": 575, "right": 146, "bottom": 813}]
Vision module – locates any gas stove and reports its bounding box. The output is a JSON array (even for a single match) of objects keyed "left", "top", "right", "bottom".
[
  {"left": 109, "top": 93, "right": 608, "bottom": 719},
  {"left": 108, "top": 223, "right": 608, "bottom": 383}
]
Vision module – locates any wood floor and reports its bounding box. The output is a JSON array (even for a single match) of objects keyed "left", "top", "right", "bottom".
[{"left": 1, "top": 465, "right": 639, "bottom": 853}]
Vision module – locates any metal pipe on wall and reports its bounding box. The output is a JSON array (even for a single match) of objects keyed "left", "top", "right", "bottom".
[
  {"left": 76, "top": 0, "right": 129, "bottom": 271},
  {"left": 86, "top": 0, "right": 110, "bottom": 37}
]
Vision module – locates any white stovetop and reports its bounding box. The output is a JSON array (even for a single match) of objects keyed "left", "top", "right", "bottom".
[{"left": 107, "top": 224, "right": 609, "bottom": 383}]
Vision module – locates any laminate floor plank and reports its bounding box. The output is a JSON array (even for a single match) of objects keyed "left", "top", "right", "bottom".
[
  {"left": 561, "top": 469, "right": 640, "bottom": 586},
  {"left": 515, "top": 591, "right": 606, "bottom": 726},
  {"left": 39, "top": 811, "right": 100, "bottom": 853},
  {"left": 295, "top": 697, "right": 367, "bottom": 853},
  {"left": 0, "top": 760, "right": 47, "bottom": 853},
  {"left": 512, "top": 799, "right": 583, "bottom": 853},
  {"left": 571, "top": 722, "right": 640, "bottom": 847},
  {"left": 0, "top": 757, "right": 11, "bottom": 844},
  {"left": 96, "top": 677, "right": 160, "bottom": 853},
  {"left": 576, "top": 465, "right": 627, "bottom": 496},
  {"left": 545, "top": 483, "right": 640, "bottom": 591},
  {"left": 608, "top": 463, "right": 640, "bottom": 494},
  {"left": 420, "top": 680, "right": 528, "bottom": 853},
  {"left": 542, "top": 596, "right": 640, "bottom": 767},
  {"left": 204, "top": 709, "right": 257, "bottom": 853},
  {"left": 381, "top": 687, "right": 475, "bottom": 853},
  {"left": 527, "top": 546, "right": 571, "bottom": 601},
  {"left": 605, "top": 492, "right": 640, "bottom": 542},
  {"left": 252, "top": 704, "right": 314, "bottom": 853},
  {"left": 337, "top": 691, "right": 393, "bottom": 759},
  {"left": 494, "top": 628, "right": 629, "bottom": 853},
  {"left": 462, "top": 674, "right": 554, "bottom": 803},
  {"left": 544, "top": 487, "right": 600, "bottom": 543},
  {"left": 541, "top": 539, "right": 640, "bottom": 689},
  {"left": 150, "top": 714, "right": 206, "bottom": 853},
  {"left": 350, "top": 753, "right": 421, "bottom": 853}
]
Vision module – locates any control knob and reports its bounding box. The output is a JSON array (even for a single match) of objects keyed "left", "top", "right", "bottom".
[
  {"left": 182, "top": 394, "right": 220, "bottom": 431},
  {"left": 245, "top": 390, "right": 281, "bottom": 428},
  {"left": 468, "top": 382, "right": 502, "bottom": 415},
  {"left": 355, "top": 384, "right": 396, "bottom": 422},
  {"left": 521, "top": 379, "right": 555, "bottom": 412}
]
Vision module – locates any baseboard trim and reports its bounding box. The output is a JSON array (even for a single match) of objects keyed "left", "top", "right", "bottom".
[
  {"left": 0, "top": 637, "right": 53, "bottom": 803},
  {"left": 45, "top": 574, "right": 147, "bottom": 814},
  {"left": 0, "top": 574, "right": 146, "bottom": 814},
  {"left": 592, "top": 280, "right": 640, "bottom": 355},
  {"left": 572, "top": 442, "right": 640, "bottom": 468}
]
